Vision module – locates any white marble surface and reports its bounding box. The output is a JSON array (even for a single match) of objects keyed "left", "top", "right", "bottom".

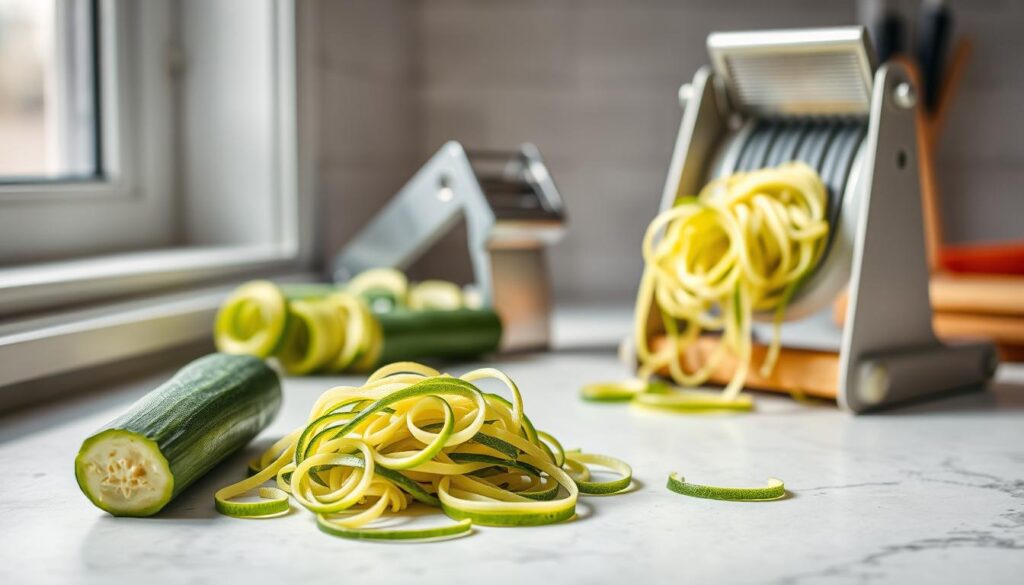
[{"left": 2, "top": 309, "right": 1023, "bottom": 584}]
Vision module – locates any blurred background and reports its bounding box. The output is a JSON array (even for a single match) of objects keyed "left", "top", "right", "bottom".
[
  {"left": 1, "top": 0, "right": 1021, "bottom": 300},
  {"left": 1, "top": 0, "right": 1022, "bottom": 403},
  {"left": 313, "top": 0, "right": 1024, "bottom": 302}
]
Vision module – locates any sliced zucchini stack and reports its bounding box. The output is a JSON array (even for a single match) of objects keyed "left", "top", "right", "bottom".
[
  {"left": 213, "top": 269, "right": 503, "bottom": 375},
  {"left": 75, "top": 353, "right": 282, "bottom": 517}
]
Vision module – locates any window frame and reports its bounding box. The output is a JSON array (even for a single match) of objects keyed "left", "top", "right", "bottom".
[
  {"left": 0, "top": 0, "right": 317, "bottom": 316},
  {"left": 1, "top": 0, "right": 149, "bottom": 201},
  {"left": 0, "top": 0, "right": 176, "bottom": 266}
]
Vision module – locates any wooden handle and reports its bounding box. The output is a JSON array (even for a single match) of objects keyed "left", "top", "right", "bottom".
[
  {"left": 651, "top": 335, "right": 839, "bottom": 399},
  {"left": 931, "top": 39, "right": 973, "bottom": 143}
]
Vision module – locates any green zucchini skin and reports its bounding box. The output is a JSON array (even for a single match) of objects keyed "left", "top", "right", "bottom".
[
  {"left": 374, "top": 308, "right": 502, "bottom": 366},
  {"left": 75, "top": 353, "right": 282, "bottom": 516}
]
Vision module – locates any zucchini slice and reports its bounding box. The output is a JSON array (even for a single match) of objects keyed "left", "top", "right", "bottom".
[
  {"left": 214, "top": 281, "right": 288, "bottom": 358},
  {"left": 407, "top": 280, "right": 464, "bottom": 311},
  {"left": 346, "top": 267, "right": 409, "bottom": 312},
  {"left": 275, "top": 299, "right": 344, "bottom": 375},
  {"left": 666, "top": 473, "right": 786, "bottom": 501},
  {"left": 75, "top": 353, "right": 282, "bottom": 517}
]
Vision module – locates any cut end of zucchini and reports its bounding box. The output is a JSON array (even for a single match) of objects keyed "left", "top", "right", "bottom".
[{"left": 75, "top": 429, "right": 174, "bottom": 517}]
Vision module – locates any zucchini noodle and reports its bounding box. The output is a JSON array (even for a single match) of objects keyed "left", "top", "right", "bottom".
[
  {"left": 584, "top": 162, "right": 829, "bottom": 409},
  {"left": 214, "top": 269, "right": 487, "bottom": 375},
  {"left": 215, "top": 362, "right": 632, "bottom": 540},
  {"left": 666, "top": 473, "right": 786, "bottom": 501}
]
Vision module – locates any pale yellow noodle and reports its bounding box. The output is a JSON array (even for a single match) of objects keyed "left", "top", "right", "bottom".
[{"left": 634, "top": 162, "right": 829, "bottom": 400}]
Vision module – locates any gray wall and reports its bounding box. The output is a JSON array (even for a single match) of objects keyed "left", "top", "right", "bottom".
[
  {"left": 312, "top": 0, "right": 421, "bottom": 268},
  {"left": 312, "top": 0, "right": 1024, "bottom": 302}
]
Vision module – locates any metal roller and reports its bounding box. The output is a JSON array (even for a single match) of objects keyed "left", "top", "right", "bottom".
[
  {"left": 764, "top": 120, "right": 809, "bottom": 168},
  {"left": 793, "top": 120, "right": 840, "bottom": 175},
  {"left": 734, "top": 121, "right": 781, "bottom": 173},
  {"left": 820, "top": 121, "right": 868, "bottom": 253}
]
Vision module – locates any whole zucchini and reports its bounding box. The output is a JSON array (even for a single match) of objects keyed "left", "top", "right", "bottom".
[{"left": 75, "top": 353, "right": 282, "bottom": 517}]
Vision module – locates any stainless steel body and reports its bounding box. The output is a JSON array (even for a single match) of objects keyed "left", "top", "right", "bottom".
[
  {"left": 332, "top": 141, "right": 565, "bottom": 351},
  {"left": 652, "top": 26, "right": 996, "bottom": 412}
]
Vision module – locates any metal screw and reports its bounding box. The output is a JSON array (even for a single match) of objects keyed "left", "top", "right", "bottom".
[
  {"left": 436, "top": 175, "right": 454, "bottom": 203},
  {"left": 893, "top": 82, "right": 916, "bottom": 110}
]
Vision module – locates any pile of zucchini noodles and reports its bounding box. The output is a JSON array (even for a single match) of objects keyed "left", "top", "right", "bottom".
[
  {"left": 215, "top": 362, "right": 632, "bottom": 540},
  {"left": 586, "top": 162, "right": 829, "bottom": 408},
  {"left": 213, "top": 269, "right": 470, "bottom": 375}
]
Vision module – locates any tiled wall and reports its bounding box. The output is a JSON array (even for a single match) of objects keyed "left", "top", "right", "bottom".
[
  {"left": 313, "top": 0, "right": 421, "bottom": 274},
  {"left": 315, "top": 0, "right": 1024, "bottom": 301},
  {"left": 931, "top": 2, "right": 1024, "bottom": 247}
]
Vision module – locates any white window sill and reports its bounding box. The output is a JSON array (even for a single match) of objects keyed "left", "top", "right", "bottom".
[
  {"left": 0, "top": 244, "right": 305, "bottom": 316},
  {"left": 0, "top": 269, "right": 316, "bottom": 399}
]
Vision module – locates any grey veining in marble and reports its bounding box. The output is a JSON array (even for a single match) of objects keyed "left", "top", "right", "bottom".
[{"left": 1, "top": 309, "right": 1023, "bottom": 584}]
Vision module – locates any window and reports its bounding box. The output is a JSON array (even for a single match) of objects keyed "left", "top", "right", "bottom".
[
  {"left": 0, "top": 0, "right": 102, "bottom": 181},
  {"left": 0, "top": 0, "right": 313, "bottom": 313},
  {"left": 0, "top": 0, "right": 315, "bottom": 393}
]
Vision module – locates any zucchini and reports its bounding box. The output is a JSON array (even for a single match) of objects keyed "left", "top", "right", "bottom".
[
  {"left": 375, "top": 308, "right": 502, "bottom": 365},
  {"left": 215, "top": 277, "right": 503, "bottom": 375},
  {"left": 75, "top": 353, "right": 282, "bottom": 517}
]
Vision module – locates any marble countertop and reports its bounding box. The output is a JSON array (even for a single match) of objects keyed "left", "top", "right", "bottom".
[{"left": 2, "top": 307, "right": 1023, "bottom": 584}]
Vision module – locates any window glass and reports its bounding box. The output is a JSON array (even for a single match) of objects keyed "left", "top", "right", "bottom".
[{"left": 0, "top": 0, "right": 100, "bottom": 181}]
